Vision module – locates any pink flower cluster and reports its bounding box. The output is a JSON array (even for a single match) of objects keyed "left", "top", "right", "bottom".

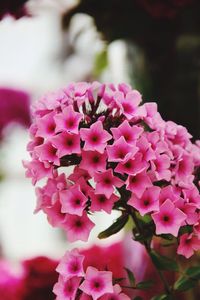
[
  {"left": 54, "top": 245, "right": 130, "bottom": 300},
  {"left": 24, "top": 81, "right": 200, "bottom": 258}
]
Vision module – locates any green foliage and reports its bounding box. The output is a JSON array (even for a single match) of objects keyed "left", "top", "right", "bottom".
[
  {"left": 124, "top": 267, "right": 135, "bottom": 287},
  {"left": 174, "top": 266, "right": 200, "bottom": 292},
  {"left": 136, "top": 280, "right": 154, "bottom": 290},
  {"left": 150, "top": 250, "right": 179, "bottom": 272},
  {"left": 98, "top": 213, "right": 129, "bottom": 239},
  {"left": 93, "top": 49, "right": 108, "bottom": 77},
  {"left": 151, "top": 294, "right": 172, "bottom": 300}
]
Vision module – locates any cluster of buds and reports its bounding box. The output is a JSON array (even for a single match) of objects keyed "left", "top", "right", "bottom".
[{"left": 24, "top": 82, "right": 200, "bottom": 260}]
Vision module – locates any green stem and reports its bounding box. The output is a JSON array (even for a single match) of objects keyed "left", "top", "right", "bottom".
[{"left": 129, "top": 208, "right": 173, "bottom": 297}]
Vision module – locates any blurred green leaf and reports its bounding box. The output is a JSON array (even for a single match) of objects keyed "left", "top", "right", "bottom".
[
  {"left": 94, "top": 49, "right": 108, "bottom": 77},
  {"left": 136, "top": 280, "right": 154, "bottom": 290},
  {"left": 124, "top": 267, "right": 135, "bottom": 287},
  {"left": 174, "top": 266, "right": 200, "bottom": 291},
  {"left": 98, "top": 213, "right": 129, "bottom": 239},
  {"left": 150, "top": 250, "right": 179, "bottom": 272}
]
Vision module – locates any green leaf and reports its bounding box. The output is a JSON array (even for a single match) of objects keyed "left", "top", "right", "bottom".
[
  {"left": 124, "top": 268, "right": 135, "bottom": 287},
  {"left": 174, "top": 266, "right": 200, "bottom": 291},
  {"left": 98, "top": 213, "right": 129, "bottom": 239},
  {"left": 133, "top": 297, "right": 143, "bottom": 300},
  {"left": 94, "top": 49, "right": 108, "bottom": 76},
  {"left": 136, "top": 280, "right": 154, "bottom": 290},
  {"left": 151, "top": 295, "right": 172, "bottom": 300},
  {"left": 150, "top": 250, "right": 179, "bottom": 272},
  {"left": 186, "top": 266, "right": 200, "bottom": 279}
]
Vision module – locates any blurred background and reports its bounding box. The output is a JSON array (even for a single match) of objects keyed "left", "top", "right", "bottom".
[{"left": 0, "top": 0, "right": 199, "bottom": 295}]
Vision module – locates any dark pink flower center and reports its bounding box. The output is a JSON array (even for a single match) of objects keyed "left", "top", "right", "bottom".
[
  {"left": 91, "top": 278, "right": 104, "bottom": 291},
  {"left": 66, "top": 118, "right": 75, "bottom": 128},
  {"left": 47, "top": 123, "right": 56, "bottom": 133},
  {"left": 162, "top": 215, "right": 170, "bottom": 222},
  {"left": 143, "top": 199, "right": 150, "bottom": 206},
  {"left": 65, "top": 282, "right": 74, "bottom": 295},
  {"left": 74, "top": 198, "right": 81, "bottom": 205},
  {"left": 90, "top": 134, "right": 100, "bottom": 143},
  {"left": 98, "top": 195, "right": 106, "bottom": 203},
  {"left": 124, "top": 161, "right": 132, "bottom": 169},
  {"left": 66, "top": 138, "right": 74, "bottom": 147},
  {"left": 75, "top": 220, "right": 83, "bottom": 228},
  {"left": 69, "top": 262, "right": 80, "bottom": 273},
  {"left": 92, "top": 155, "right": 100, "bottom": 163},
  {"left": 123, "top": 103, "right": 133, "bottom": 114},
  {"left": 103, "top": 177, "right": 112, "bottom": 185}
]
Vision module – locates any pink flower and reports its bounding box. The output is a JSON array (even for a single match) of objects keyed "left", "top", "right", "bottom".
[
  {"left": 35, "top": 142, "right": 60, "bottom": 166},
  {"left": 36, "top": 112, "right": 56, "bottom": 138},
  {"left": 106, "top": 136, "right": 138, "bottom": 163},
  {"left": 128, "top": 186, "right": 160, "bottom": 216},
  {"left": 80, "top": 121, "right": 112, "bottom": 153},
  {"left": 159, "top": 185, "right": 179, "bottom": 205},
  {"left": 100, "top": 284, "right": 131, "bottom": 300},
  {"left": 68, "top": 166, "right": 91, "bottom": 182},
  {"left": 79, "top": 267, "right": 113, "bottom": 300},
  {"left": 126, "top": 170, "right": 152, "bottom": 198},
  {"left": 56, "top": 249, "right": 85, "bottom": 279},
  {"left": 54, "top": 105, "right": 83, "bottom": 134},
  {"left": 23, "top": 160, "right": 53, "bottom": 185},
  {"left": 62, "top": 212, "right": 95, "bottom": 242},
  {"left": 51, "top": 132, "right": 81, "bottom": 158},
  {"left": 53, "top": 276, "right": 81, "bottom": 300},
  {"left": 89, "top": 191, "right": 118, "bottom": 214},
  {"left": 114, "top": 90, "right": 142, "bottom": 120},
  {"left": 150, "top": 154, "right": 171, "bottom": 181},
  {"left": 115, "top": 153, "right": 148, "bottom": 175},
  {"left": 60, "top": 185, "right": 88, "bottom": 216},
  {"left": 94, "top": 170, "right": 124, "bottom": 198},
  {"left": 0, "top": 87, "right": 31, "bottom": 140},
  {"left": 174, "top": 155, "right": 194, "bottom": 182},
  {"left": 152, "top": 199, "right": 187, "bottom": 237},
  {"left": 80, "top": 150, "right": 107, "bottom": 175},
  {"left": 111, "top": 120, "right": 143, "bottom": 144},
  {"left": 177, "top": 233, "right": 200, "bottom": 258}
]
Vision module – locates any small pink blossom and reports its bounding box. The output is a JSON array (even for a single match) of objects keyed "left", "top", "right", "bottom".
[
  {"left": 177, "top": 233, "right": 200, "bottom": 258},
  {"left": 53, "top": 275, "right": 81, "bottom": 300},
  {"left": 80, "top": 121, "right": 112, "bottom": 153},
  {"left": 56, "top": 249, "right": 85, "bottom": 279},
  {"left": 115, "top": 153, "right": 148, "bottom": 175},
  {"left": 128, "top": 186, "right": 160, "bottom": 216},
  {"left": 51, "top": 132, "right": 81, "bottom": 158},
  {"left": 54, "top": 105, "right": 83, "bottom": 134},
  {"left": 111, "top": 120, "right": 143, "bottom": 144},
  {"left": 62, "top": 212, "right": 95, "bottom": 242},
  {"left": 36, "top": 111, "right": 56, "bottom": 138},
  {"left": 126, "top": 170, "right": 152, "bottom": 198},
  {"left": 60, "top": 185, "right": 88, "bottom": 216},
  {"left": 80, "top": 150, "right": 107, "bottom": 175},
  {"left": 107, "top": 136, "right": 138, "bottom": 163},
  {"left": 94, "top": 170, "right": 124, "bottom": 198},
  {"left": 152, "top": 199, "right": 187, "bottom": 237},
  {"left": 23, "top": 160, "right": 53, "bottom": 185},
  {"left": 89, "top": 191, "right": 118, "bottom": 214},
  {"left": 100, "top": 284, "right": 131, "bottom": 300},
  {"left": 79, "top": 266, "right": 113, "bottom": 300},
  {"left": 35, "top": 141, "right": 60, "bottom": 166},
  {"left": 150, "top": 154, "right": 171, "bottom": 181}
]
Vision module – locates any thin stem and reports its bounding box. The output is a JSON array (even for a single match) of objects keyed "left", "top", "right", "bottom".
[{"left": 129, "top": 208, "right": 172, "bottom": 297}]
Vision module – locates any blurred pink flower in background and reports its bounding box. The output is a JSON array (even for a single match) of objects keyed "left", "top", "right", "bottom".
[
  {"left": 0, "top": 87, "right": 31, "bottom": 140},
  {"left": 0, "top": 0, "right": 29, "bottom": 20}
]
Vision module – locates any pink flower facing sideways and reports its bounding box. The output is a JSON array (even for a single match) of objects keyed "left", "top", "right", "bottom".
[
  {"left": 24, "top": 82, "right": 200, "bottom": 256},
  {"left": 54, "top": 247, "right": 132, "bottom": 300}
]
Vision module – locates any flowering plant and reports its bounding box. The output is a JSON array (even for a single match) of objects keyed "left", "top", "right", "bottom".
[{"left": 24, "top": 82, "right": 200, "bottom": 299}]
